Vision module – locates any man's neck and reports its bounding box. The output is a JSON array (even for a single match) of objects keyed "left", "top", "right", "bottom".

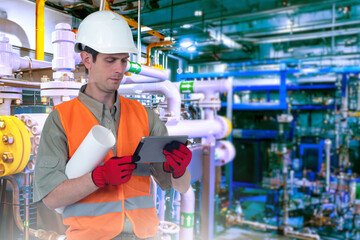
[{"left": 84, "top": 85, "right": 116, "bottom": 110}]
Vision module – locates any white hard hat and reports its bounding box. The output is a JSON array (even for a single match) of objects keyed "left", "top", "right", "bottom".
[{"left": 75, "top": 10, "right": 137, "bottom": 54}]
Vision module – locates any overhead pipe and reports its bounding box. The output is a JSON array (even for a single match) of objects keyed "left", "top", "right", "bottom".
[
  {"left": 118, "top": 80, "right": 181, "bottom": 119},
  {"left": 255, "top": 27, "right": 360, "bottom": 44},
  {"left": 244, "top": 19, "right": 360, "bottom": 38},
  {"left": 104, "top": 1, "right": 165, "bottom": 40},
  {"left": 126, "top": 61, "right": 170, "bottom": 80},
  {"left": 137, "top": 0, "right": 141, "bottom": 63},
  {"left": 3, "top": 176, "right": 66, "bottom": 240},
  {"left": 35, "top": 0, "right": 46, "bottom": 61},
  {"left": 145, "top": 41, "right": 174, "bottom": 66}
]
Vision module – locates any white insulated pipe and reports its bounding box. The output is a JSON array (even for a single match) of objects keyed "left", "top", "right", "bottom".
[
  {"left": 214, "top": 140, "right": 236, "bottom": 166},
  {"left": 0, "top": 99, "right": 11, "bottom": 116},
  {"left": 16, "top": 57, "right": 52, "bottom": 70},
  {"left": 125, "top": 61, "right": 169, "bottom": 80},
  {"left": 180, "top": 187, "right": 195, "bottom": 240},
  {"left": 122, "top": 74, "right": 164, "bottom": 84},
  {"left": 176, "top": 79, "right": 232, "bottom": 100},
  {"left": 118, "top": 80, "right": 181, "bottom": 119},
  {"left": 52, "top": 23, "right": 76, "bottom": 81},
  {"left": 176, "top": 79, "right": 232, "bottom": 121},
  {"left": 0, "top": 34, "right": 51, "bottom": 77},
  {"left": 166, "top": 116, "right": 229, "bottom": 139},
  {"left": 325, "top": 138, "right": 332, "bottom": 192},
  {"left": 55, "top": 125, "right": 116, "bottom": 213}
]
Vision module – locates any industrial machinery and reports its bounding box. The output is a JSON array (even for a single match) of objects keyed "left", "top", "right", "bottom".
[
  {"left": 181, "top": 67, "right": 360, "bottom": 240},
  {"left": 0, "top": 12, "right": 234, "bottom": 240}
]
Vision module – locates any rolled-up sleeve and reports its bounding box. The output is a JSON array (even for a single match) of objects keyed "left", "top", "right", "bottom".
[{"left": 33, "top": 110, "right": 69, "bottom": 202}]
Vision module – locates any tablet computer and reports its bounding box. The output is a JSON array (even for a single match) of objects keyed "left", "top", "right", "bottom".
[{"left": 133, "top": 135, "right": 188, "bottom": 163}]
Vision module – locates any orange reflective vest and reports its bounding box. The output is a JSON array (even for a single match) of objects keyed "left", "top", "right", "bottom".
[{"left": 55, "top": 96, "right": 159, "bottom": 240}]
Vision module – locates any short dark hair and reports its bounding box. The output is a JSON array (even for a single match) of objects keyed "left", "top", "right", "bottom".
[
  {"left": 83, "top": 46, "right": 99, "bottom": 74},
  {"left": 83, "top": 46, "right": 99, "bottom": 62}
]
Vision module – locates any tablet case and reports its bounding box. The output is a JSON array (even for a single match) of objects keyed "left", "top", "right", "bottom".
[{"left": 133, "top": 135, "right": 188, "bottom": 163}]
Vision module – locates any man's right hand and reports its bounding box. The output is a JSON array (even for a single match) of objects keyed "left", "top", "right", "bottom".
[{"left": 91, "top": 155, "right": 140, "bottom": 188}]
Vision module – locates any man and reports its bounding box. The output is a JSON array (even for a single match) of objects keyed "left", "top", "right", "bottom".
[{"left": 33, "top": 10, "right": 191, "bottom": 240}]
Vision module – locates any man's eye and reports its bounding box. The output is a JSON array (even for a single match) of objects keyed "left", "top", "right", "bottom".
[
  {"left": 106, "top": 59, "right": 115, "bottom": 63},
  {"left": 122, "top": 59, "right": 128, "bottom": 63}
]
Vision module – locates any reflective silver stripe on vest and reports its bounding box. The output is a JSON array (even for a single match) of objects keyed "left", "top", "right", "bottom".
[
  {"left": 133, "top": 163, "right": 151, "bottom": 176},
  {"left": 63, "top": 200, "right": 123, "bottom": 219},
  {"left": 124, "top": 195, "right": 155, "bottom": 210}
]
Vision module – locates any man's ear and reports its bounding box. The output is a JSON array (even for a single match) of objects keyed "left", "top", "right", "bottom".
[{"left": 80, "top": 51, "right": 93, "bottom": 70}]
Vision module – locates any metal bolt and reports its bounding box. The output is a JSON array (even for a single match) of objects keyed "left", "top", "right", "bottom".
[
  {"left": 2, "top": 134, "right": 14, "bottom": 144},
  {"left": 0, "top": 120, "right": 5, "bottom": 129},
  {"left": 2, "top": 152, "right": 14, "bottom": 163}
]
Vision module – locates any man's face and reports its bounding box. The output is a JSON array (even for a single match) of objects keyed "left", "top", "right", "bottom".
[{"left": 87, "top": 52, "right": 129, "bottom": 94}]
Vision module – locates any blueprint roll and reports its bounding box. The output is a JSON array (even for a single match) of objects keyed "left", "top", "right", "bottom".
[
  {"left": 55, "top": 125, "right": 116, "bottom": 214},
  {"left": 65, "top": 125, "right": 116, "bottom": 178}
]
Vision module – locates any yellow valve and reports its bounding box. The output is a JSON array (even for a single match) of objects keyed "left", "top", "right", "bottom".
[
  {"left": 223, "top": 116, "right": 233, "bottom": 138},
  {"left": 0, "top": 116, "right": 31, "bottom": 177}
]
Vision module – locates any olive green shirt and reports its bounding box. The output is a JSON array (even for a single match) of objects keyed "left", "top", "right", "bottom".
[{"left": 33, "top": 84, "right": 172, "bottom": 202}]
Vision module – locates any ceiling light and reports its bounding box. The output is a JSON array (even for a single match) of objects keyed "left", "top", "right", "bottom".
[
  {"left": 181, "top": 24, "right": 193, "bottom": 29},
  {"left": 188, "top": 46, "right": 196, "bottom": 52},
  {"left": 194, "top": 10, "right": 203, "bottom": 17},
  {"left": 180, "top": 39, "right": 193, "bottom": 48}
]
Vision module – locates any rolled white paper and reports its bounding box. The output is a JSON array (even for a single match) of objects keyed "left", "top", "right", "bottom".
[
  {"left": 55, "top": 125, "right": 116, "bottom": 214},
  {"left": 65, "top": 125, "right": 116, "bottom": 178}
]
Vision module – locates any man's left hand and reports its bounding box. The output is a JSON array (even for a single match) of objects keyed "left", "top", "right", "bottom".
[{"left": 163, "top": 141, "right": 192, "bottom": 178}]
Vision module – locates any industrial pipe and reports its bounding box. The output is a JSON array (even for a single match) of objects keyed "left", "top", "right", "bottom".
[
  {"left": 35, "top": 0, "right": 46, "bottom": 61},
  {"left": 166, "top": 116, "right": 231, "bottom": 139},
  {"left": 126, "top": 61, "right": 170, "bottom": 81},
  {"left": 104, "top": 1, "right": 165, "bottom": 40},
  {"left": 145, "top": 41, "right": 174, "bottom": 66},
  {"left": 3, "top": 176, "right": 66, "bottom": 240},
  {"left": 118, "top": 80, "right": 181, "bottom": 119},
  {"left": 180, "top": 187, "right": 195, "bottom": 240},
  {"left": 122, "top": 74, "right": 164, "bottom": 84},
  {"left": 226, "top": 211, "right": 320, "bottom": 240},
  {"left": 214, "top": 140, "right": 236, "bottom": 166},
  {"left": 0, "top": 34, "right": 51, "bottom": 77},
  {"left": 52, "top": 23, "right": 76, "bottom": 81},
  {"left": 176, "top": 79, "right": 232, "bottom": 100},
  {"left": 325, "top": 139, "right": 332, "bottom": 192}
]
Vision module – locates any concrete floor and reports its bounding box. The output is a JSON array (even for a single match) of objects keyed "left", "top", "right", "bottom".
[{"left": 215, "top": 227, "right": 291, "bottom": 240}]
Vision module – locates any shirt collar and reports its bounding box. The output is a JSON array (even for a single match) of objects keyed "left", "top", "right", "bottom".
[{"left": 77, "top": 84, "right": 120, "bottom": 120}]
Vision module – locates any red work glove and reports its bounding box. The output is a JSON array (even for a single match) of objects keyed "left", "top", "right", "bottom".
[
  {"left": 163, "top": 141, "right": 192, "bottom": 178},
  {"left": 91, "top": 155, "right": 140, "bottom": 188}
]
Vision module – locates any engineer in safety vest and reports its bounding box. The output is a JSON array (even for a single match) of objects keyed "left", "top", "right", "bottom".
[{"left": 33, "top": 10, "right": 191, "bottom": 240}]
